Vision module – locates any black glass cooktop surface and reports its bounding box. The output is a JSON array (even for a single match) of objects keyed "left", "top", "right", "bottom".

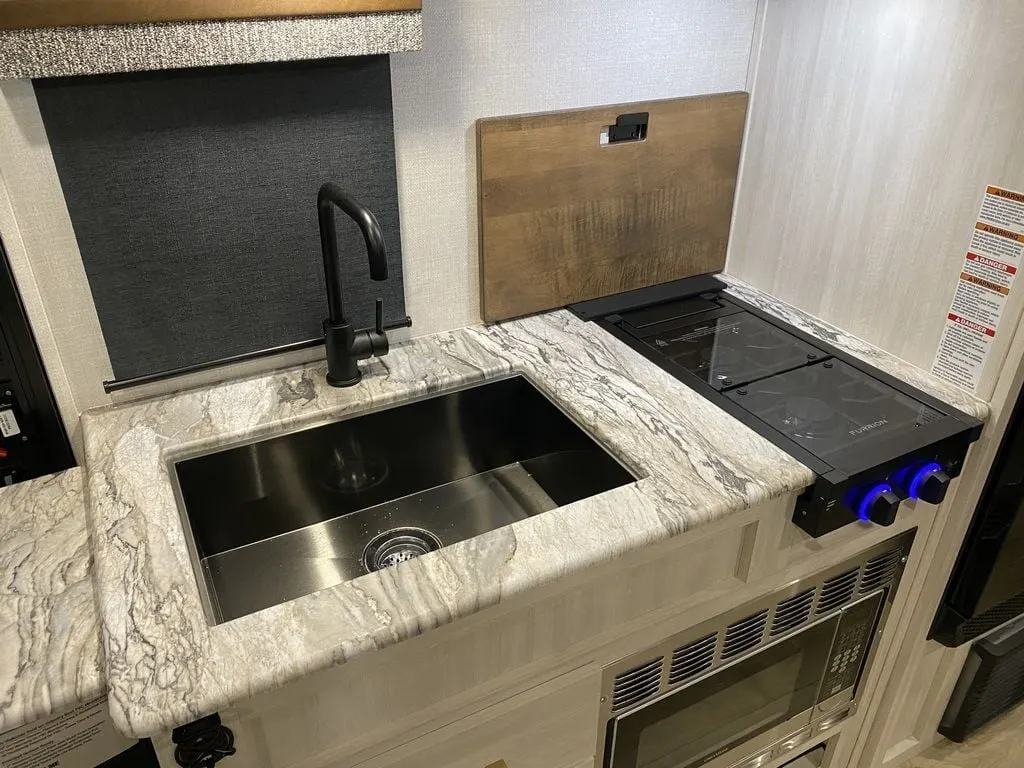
[
  {"left": 571, "top": 277, "right": 983, "bottom": 538},
  {"left": 724, "top": 359, "right": 944, "bottom": 459},
  {"left": 638, "top": 312, "right": 826, "bottom": 390}
]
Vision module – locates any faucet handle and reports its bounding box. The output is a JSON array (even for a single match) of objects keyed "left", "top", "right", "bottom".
[
  {"left": 359, "top": 297, "right": 412, "bottom": 345},
  {"left": 364, "top": 297, "right": 389, "bottom": 359},
  {"left": 363, "top": 299, "right": 412, "bottom": 358}
]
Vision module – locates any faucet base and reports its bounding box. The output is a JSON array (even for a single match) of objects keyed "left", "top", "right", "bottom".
[
  {"left": 324, "top": 317, "right": 375, "bottom": 387},
  {"left": 326, "top": 370, "right": 362, "bottom": 388}
]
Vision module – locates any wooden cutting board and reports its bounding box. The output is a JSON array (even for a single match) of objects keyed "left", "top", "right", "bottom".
[{"left": 477, "top": 92, "right": 748, "bottom": 323}]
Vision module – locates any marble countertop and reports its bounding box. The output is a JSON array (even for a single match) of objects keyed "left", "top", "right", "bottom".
[
  {"left": 83, "top": 309, "right": 816, "bottom": 738},
  {"left": 82, "top": 282, "right": 989, "bottom": 739},
  {"left": 0, "top": 468, "right": 104, "bottom": 733}
]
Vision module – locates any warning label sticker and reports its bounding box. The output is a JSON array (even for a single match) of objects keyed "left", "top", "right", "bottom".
[
  {"left": 951, "top": 277, "right": 1006, "bottom": 327},
  {"left": 964, "top": 253, "right": 1017, "bottom": 290},
  {"left": 0, "top": 410, "right": 19, "bottom": 439},
  {"left": 971, "top": 224, "right": 1024, "bottom": 262},
  {"left": 980, "top": 186, "right": 1024, "bottom": 229},
  {"left": 0, "top": 696, "right": 134, "bottom": 768},
  {"left": 932, "top": 185, "right": 1024, "bottom": 392}
]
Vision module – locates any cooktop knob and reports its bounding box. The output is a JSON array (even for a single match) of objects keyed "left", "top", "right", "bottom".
[
  {"left": 911, "top": 463, "right": 952, "bottom": 505},
  {"left": 857, "top": 484, "right": 901, "bottom": 527}
]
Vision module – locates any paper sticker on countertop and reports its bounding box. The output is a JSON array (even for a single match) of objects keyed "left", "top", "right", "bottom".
[
  {"left": 0, "top": 696, "right": 135, "bottom": 768},
  {"left": 932, "top": 185, "right": 1024, "bottom": 392},
  {"left": 0, "top": 409, "right": 19, "bottom": 439}
]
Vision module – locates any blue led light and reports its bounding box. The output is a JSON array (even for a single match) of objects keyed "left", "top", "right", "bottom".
[
  {"left": 908, "top": 462, "right": 943, "bottom": 501},
  {"left": 857, "top": 483, "right": 894, "bottom": 522}
]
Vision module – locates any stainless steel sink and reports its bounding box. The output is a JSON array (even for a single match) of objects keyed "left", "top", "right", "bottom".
[{"left": 172, "top": 375, "right": 637, "bottom": 624}]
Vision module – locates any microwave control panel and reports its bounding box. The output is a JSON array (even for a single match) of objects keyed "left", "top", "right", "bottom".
[{"left": 820, "top": 592, "right": 885, "bottom": 699}]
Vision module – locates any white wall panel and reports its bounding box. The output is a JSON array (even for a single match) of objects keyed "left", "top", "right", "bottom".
[{"left": 728, "top": 0, "right": 1024, "bottom": 399}]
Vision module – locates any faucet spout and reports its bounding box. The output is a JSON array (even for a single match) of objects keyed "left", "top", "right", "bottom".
[
  {"left": 317, "top": 183, "right": 388, "bottom": 325},
  {"left": 316, "top": 183, "right": 400, "bottom": 388}
]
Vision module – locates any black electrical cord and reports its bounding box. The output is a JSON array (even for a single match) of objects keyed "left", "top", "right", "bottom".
[{"left": 172, "top": 716, "right": 236, "bottom": 768}]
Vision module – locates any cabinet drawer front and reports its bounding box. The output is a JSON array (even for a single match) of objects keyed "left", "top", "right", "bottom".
[{"left": 353, "top": 667, "right": 599, "bottom": 768}]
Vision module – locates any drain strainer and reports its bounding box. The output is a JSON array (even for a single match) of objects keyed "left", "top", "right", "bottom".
[{"left": 362, "top": 528, "right": 442, "bottom": 573}]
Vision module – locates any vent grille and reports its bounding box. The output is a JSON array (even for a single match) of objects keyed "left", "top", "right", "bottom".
[
  {"left": 669, "top": 633, "right": 717, "bottom": 686},
  {"left": 859, "top": 549, "right": 903, "bottom": 594},
  {"left": 816, "top": 568, "right": 859, "bottom": 615},
  {"left": 611, "top": 657, "right": 663, "bottom": 713},
  {"left": 770, "top": 589, "right": 815, "bottom": 636},
  {"left": 722, "top": 609, "right": 768, "bottom": 660},
  {"left": 601, "top": 533, "right": 914, "bottom": 718}
]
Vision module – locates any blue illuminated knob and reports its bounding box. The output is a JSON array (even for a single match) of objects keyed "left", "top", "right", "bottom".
[
  {"left": 910, "top": 462, "right": 951, "bottom": 505},
  {"left": 857, "top": 484, "right": 901, "bottom": 526}
]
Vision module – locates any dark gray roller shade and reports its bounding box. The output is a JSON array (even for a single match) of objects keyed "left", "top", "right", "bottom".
[{"left": 34, "top": 56, "right": 406, "bottom": 382}]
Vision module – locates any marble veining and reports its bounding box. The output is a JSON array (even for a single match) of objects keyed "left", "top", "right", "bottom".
[
  {"left": 83, "top": 311, "right": 816, "bottom": 737},
  {"left": 0, "top": 469, "right": 104, "bottom": 733},
  {"left": 0, "top": 470, "right": 90, "bottom": 598},
  {"left": 83, "top": 296, "right": 989, "bottom": 738},
  {"left": 724, "top": 277, "right": 990, "bottom": 421}
]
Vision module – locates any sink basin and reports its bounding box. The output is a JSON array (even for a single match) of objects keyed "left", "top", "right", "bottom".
[{"left": 172, "top": 375, "right": 638, "bottom": 624}]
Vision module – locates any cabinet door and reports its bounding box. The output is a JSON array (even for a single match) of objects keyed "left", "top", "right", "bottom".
[{"left": 351, "top": 666, "right": 600, "bottom": 768}]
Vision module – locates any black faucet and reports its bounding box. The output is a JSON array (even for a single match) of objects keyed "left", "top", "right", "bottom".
[{"left": 317, "top": 183, "right": 393, "bottom": 387}]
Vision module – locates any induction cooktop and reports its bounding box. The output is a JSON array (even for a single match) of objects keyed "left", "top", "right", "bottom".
[{"left": 571, "top": 276, "right": 983, "bottom": 537}]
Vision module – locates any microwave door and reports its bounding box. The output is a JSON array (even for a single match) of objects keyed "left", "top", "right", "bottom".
[{"left": 607, "top": 616, "right": 840, "bottom": 768}]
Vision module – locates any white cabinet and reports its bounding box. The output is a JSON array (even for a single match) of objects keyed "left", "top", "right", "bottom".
[{"left": 350, "top": 666, "right": 599, "bottom": 768}]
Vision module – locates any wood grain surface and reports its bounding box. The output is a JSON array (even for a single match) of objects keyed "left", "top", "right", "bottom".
[
  {"left": 477, "top": 92, "right": 748, "bottom": 323},
  {"left": 0, "top": 0, "right": 419, "bottom": 30}
]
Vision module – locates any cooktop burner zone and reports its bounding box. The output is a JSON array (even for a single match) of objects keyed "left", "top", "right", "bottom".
[{"left": 571, "top": 276, "right": 983, "bottom": 538}]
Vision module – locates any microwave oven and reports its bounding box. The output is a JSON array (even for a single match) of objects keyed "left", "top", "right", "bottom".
[{"left": 596, "top": 529, "right": 915, "bottom": 768}]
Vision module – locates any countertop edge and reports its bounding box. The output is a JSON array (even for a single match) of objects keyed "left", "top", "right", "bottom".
[{"left": 114, "top": 482, "right": 807, "bottom": 738}]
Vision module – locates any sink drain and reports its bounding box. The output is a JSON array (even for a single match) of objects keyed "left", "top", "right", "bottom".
[{"left": 362, "top": 528, "right": 443, "bottom": 573}]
